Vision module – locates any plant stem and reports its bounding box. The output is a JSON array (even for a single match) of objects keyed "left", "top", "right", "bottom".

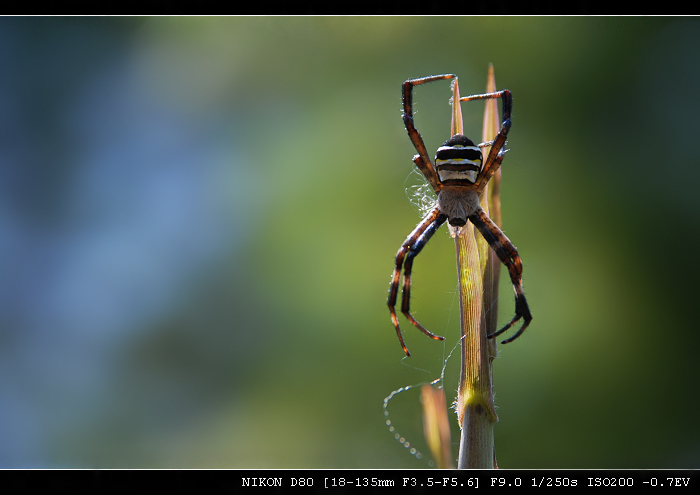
[
  {"left": 453, "top": 64, "right": 502, "bottom": 469},
  {"left": 421, "top": 384, "right": 454, "bottom": 469},
  {"left": 454, "top": 225, "right": 498, "bottom": 468}
]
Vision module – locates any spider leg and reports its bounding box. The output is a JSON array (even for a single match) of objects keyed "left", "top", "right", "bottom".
[
  {"left": 403, "top": 75, "right": 456, "bottom": 194},
  {"left": 469, "top": 208, "right": 532, "bottom": 344},
  {"left": 388, "top": 207, "right": 447, "bottom": 356},
  {"left": 461, "top": 90, "right": 512, "bottom": 194},
  {"left": 412, "top": 154, "right": 441, "bottom": 195},
  {"left": 476, "top": 148, "right": 506, "bottom": 196},
  {"left": 401, "top": 212, "right": 448, "bottom": 339},
  {"left": 459, "top": 89, "right": 512, "bottom": 123}
]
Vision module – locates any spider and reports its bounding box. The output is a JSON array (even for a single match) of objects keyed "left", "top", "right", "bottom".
[{"left": 387, "top": 74, "right": 532, "bottom": 357}]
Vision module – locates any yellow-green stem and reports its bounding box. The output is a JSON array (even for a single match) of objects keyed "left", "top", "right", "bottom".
[
  {"left": 454, "top": 64, "right": 501, "bottom": 469},
  {"left": 454, "top": 224, "right": 497, "bottom": 468}
]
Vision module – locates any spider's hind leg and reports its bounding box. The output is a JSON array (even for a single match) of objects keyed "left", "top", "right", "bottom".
[
  {"left": 463, "top": 89, "right": 512, "bottom": 195},
  {"left": 402, "top": 74, "right": 456, "bottom": 193}
]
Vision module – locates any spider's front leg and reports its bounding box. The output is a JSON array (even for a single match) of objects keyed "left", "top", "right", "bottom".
[
  {"left": 469, "top": 208, "right": 532, "bottom": 343},
  {"left": 388, "top": 207, "right": 447, "bottom": 356}
]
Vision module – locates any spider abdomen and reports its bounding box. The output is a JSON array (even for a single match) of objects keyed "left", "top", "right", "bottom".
[
  {"left": 434, "top": 135, "right": 482, "bottom": 184},
  {"left": 437, "top": 186, "right": 480, "bottom": 227}
]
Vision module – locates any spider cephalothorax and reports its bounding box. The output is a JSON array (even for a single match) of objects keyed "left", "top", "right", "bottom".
[{"left": 387, "top": 74, "right": 531, "bottom": 356}]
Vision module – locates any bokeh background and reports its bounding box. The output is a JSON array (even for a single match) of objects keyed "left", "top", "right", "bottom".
[{"left": 1, "top": 16, "right": 699, "bottom": 468}]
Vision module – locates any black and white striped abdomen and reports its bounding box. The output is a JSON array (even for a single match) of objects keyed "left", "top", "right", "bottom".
[{"left": 434, "top": 134, "right": 482, "bottom": 184}]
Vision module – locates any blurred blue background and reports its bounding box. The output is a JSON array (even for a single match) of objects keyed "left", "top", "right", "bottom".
[{"left": 1, "top": 16, "right": 699, "bottom": 468}]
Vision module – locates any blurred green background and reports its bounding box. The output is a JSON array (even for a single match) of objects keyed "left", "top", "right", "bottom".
[{"left": 1, "top": 16, "right": 699, "bottom": 468}]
